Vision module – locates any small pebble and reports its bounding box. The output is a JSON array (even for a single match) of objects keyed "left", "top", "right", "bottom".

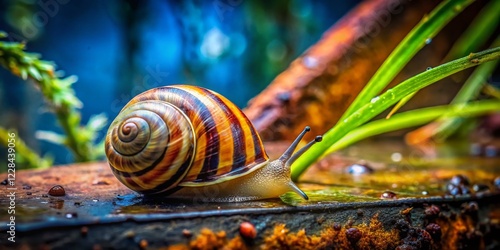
[
  {"left": 450, "top": 174, "right": 470, "bottom": 186},
  {"left": 182, "top": 229, "right": 193, "bottom": 238},
  {"left": 48, "top": 185, "right": 65, "bottom": 196},
  {"left": 424, "top": 205, "right": 440, "bottom": 218},
  {"left": 380, "top": 191, "right": 397, "bottom": 199},
  {"left": 346, "top": 163, "right": 374, "bottom": 175},
  {"left": 472, "top": 184, "right": 490, "bottom": 193},
  {"left": 345, "top": 228, "right": 362, "bottom": 243},
  {"left": 22, "top": 184, "right": 32, "bottom": 190},
  {"left": 462, "top": 201, "right": 479, "bottom": 214},
  {"left": 65, "top": 213, "right": 77, "bottom": 219},
  {"left": 484, "top": 145, "right": 498, "bottom": 157},
  {"left": 81, "top": 226, "right": 88, "bottom": 236},
  {"left": 0, "top": 179, "right": 7, "bottom": 185},
  {"left": 447, "top": 175, "right": 471, "bottom": 196},
  {"left": 333, "top": 224, "right": 342, "bottom": 231},
  {"left": 139, "top": 239, "right": 148, "bottom": 249},
  {"left": 447, "top": 184, "right": 470, "bottom": 196},
  {"left": 239, "top": 222, "right": 257, "bottom": 240},
  {"left": 425, "top": 223, "right": 441, "bottom": 240},
  {"left": 26, "top": 192, "right": 32, "bottom": 195},
  {"left": 494, "top": 177, "right": 500, "bottom": 189}
]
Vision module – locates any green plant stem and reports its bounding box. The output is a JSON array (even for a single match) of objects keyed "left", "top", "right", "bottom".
[
  {"left": 0, "top": 127, "right": 52, "bottom": 169},
  {"left": 292, "top": 46, "right": 500, "bottom": 181},
  {"left": 0, "top": 38, "right": 98, "bottom": 162},
  {"left": 414, "top": 36, "right": 500, "bottom": 141},
  {"left": 451, "top": 41, "right": 500, "bottom": 104},
  {"left": 389, "top": 1, "right": 500, "bottom": 117},
  {"left": 324, "top": 100, "right": 500, "bottom": 154},
  {"left": 56, "top": 108, "right": 86, "bottom": 161},
  {"left": 484, "top": 84, "right": 500, "bottom": 99},
  {"left": 340, "top": 0, "right": 475, "bottom": 121},
  {"left": 444, "top": 0, "right": 500, "bottom": 61},
  {"left": 386, "top": 91, "right": 416, "bottom": 119},
  {"left": 434, "top": 60, "right": 500, "bottom": 140}
]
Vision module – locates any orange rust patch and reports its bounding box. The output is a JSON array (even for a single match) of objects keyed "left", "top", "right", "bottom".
[
  {"left": 167, "top": 215, "right": 399, "bottom": 249},
  {"left": 437, "top": 214, "right": 479, "bottom": 249},
  {"left": 167, "top": 228, "right": 247, "bottom": 250},
  {"left": 401, "top": 207, "right": 413, "bottom": 215},
  {"left": 262, "top": 215, "right": 400, "bottom": 250},
  {"left": 262, "top": 224, "right": 324, "bottom": 249}
]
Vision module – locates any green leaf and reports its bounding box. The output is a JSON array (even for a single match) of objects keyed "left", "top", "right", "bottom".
[
  {"left": 445, "top": 0, "right": 500, "bottom": 60},
  {"left": 292, "top": 46, "right": 500, "bottom": 181},
  {"left": 27, "top": 65, "right": 42, "bottom": 81},
  {"left": 386, "top": 91, "right": 417, "bottom": 119},
  {"left": 340, "top": 0, "right": 475, "bottom": 122},
  {"left": 324, "top": 100, "right": 500, "bottom": 154}
]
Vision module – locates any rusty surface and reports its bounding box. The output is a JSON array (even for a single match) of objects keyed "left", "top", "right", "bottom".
[{"left": 244, "top": 0, "right": 489, "bottom": 141}]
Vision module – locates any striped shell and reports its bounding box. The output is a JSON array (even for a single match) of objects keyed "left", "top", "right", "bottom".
[{"left": 104, "top": 85, "right": 268, "bottom": 195}]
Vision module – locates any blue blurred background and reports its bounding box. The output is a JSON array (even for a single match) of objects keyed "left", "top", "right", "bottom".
[{"left": 0, "top": 0, "right": 361, "bottom": 166}]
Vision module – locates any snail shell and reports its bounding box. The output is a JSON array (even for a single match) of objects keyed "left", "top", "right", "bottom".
[{"left": 105, "top": 85, "right": 321, "bottom": 201}]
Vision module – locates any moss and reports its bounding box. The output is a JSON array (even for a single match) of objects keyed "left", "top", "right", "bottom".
[
  {"left": 261, "top": 224, "right": 324, "bottom": 249},
  {"left": 167, "top": 228, "right": 247, "bottom": 250},
  {"left": 262, "top": 215, "right": 400, "bottom": 250}
]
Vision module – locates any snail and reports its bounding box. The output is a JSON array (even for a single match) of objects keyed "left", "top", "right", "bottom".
[{"left": 104, "top": 85, "right": 322, "bottom": 202}]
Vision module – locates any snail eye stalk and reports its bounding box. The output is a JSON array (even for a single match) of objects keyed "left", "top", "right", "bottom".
[{"left": 278, "top": 126, "right": 323, "bottom": 168}]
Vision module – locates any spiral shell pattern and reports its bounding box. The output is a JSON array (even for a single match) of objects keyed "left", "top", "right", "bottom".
[
  {"left": 105, "top": 85, "right": 268, "bottom": 195},
  {"left": 105, "top": 100, "right": 195, "bottom": 194}
]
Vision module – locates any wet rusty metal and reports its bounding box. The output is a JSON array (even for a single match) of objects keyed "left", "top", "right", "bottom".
[
  {"left": 1, "top": 140, "right": 499, "bottom": 249},
  {"left": 244, "top": 0, "right": 490, "bottom": 142}
]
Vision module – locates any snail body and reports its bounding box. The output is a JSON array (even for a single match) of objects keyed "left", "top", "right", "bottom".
[{"left": 105, "top": 85, "right": 321, "bottom": 202}]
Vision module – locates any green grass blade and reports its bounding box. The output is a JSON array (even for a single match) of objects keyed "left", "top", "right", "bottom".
[
  {"left": 451, "top": 45, "right": 500, "bottom": 104},
  {"left": 445, "top": 0, "right": 500, "bottom": 60},
  {"left": 484, "top": 85, "right": 500, "bottom": 99},
  {"left": 386, "top": 91, "right": 417, "bottom": 119},
  {"left": 323, "top": 100, "right": 500, "bottom": 154},
  {"left": 412, "top": 36, "right": 500, "bottom": 141},
  {"left": 291, "top": 46, "right": 500, "bottom": 181},
  {"left": 387, "top": 1, "right": 500, "bottom": 116},
  {"left": 434, "top": 60, "right": 500, "bottom": 140},
  {"left": 340, "top": 0, "right": 475, "bottom": 121}
]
